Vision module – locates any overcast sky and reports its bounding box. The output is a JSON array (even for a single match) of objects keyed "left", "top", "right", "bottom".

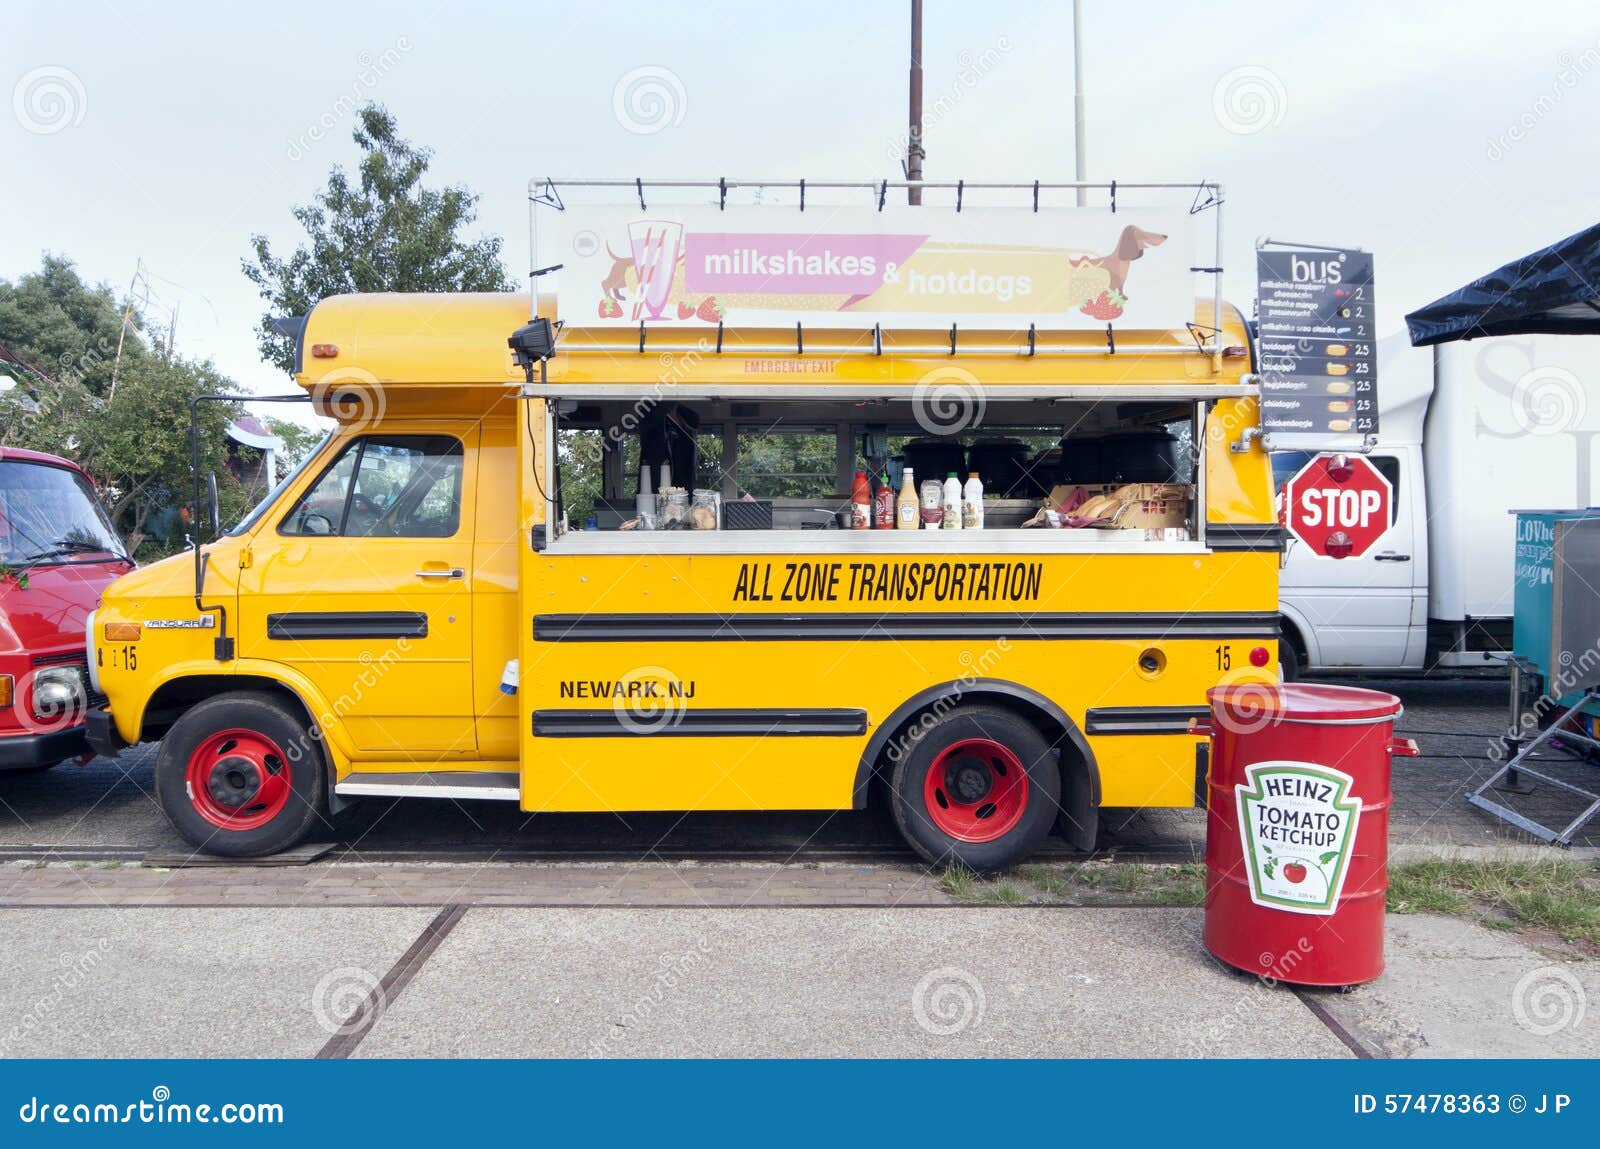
[{"left": 6, "top": 0, "right": 1600, "bottom": 421}]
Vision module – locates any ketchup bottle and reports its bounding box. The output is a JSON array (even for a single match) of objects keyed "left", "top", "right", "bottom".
[{"left": 850, "top": 471, "right": 871, "bottom": 529}]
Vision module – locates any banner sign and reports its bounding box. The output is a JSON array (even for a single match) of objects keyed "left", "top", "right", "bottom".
[
  {"left": 1256, "top": 249, "right": 1378, "bottom": 438},
  {"left": 560, "top": 205, "right": 1193, "bottom": 331}
]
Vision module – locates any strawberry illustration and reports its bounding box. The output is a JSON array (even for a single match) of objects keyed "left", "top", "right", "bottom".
[
  {"left": 1080, "top": 289, "right": 1126, "bottom": 321},
  {"left": 1282, "top": 862, "right": 1308, "bottom": 884},
  {"left": 696, "top": 296, "right": 724, "bottom": 322},
  {"left": 598, "top": 299, "right": 624, "bottom": 319},
  {"left": 677, "top": 301, "right": 696, "bottom": 320}
]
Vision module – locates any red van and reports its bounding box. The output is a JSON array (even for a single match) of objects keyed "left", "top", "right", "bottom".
[{"left": 0, "top": 448, "right": 132, "bottom": 772}]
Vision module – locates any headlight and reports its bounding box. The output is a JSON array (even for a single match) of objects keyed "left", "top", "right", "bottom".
[{"left": 32, "top": 667, "right": 84, "bottom": 720}]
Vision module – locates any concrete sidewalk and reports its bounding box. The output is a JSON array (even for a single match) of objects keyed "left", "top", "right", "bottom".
[{"left": 0, "top": 896, "right": 1593, "bottom": 1059}]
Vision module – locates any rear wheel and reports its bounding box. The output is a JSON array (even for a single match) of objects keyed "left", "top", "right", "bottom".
[
  {"left": 154, "top": 692, "right": 327, "bottom": 857},
  {"left": 889, "top": 705, "right": 1061, "bottom": 871}
]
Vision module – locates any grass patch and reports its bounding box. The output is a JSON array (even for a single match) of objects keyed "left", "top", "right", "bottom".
[
  {"left": 951, "top": 861, "right": 1209, "bottom": 906},
  {"left": 1389, "top": 858, "right": 1600, "bottom": 946},
  {"left": 938, "top": 862, "right": 979, "bottom": 900}
]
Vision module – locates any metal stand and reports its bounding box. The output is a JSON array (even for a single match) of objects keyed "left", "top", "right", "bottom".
[{"left": 1468, "top": 673, "right": 1600, "bottom": 845}]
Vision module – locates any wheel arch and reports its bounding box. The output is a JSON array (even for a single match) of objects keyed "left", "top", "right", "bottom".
[
  {"left": 140, "top": 670, "right": 353, "bottom": 813},
  {"left": 1277, "top": 606, "right": 1314, "bottom": 670},
  {"left": 854, "top": 678, "right": 1100, "bottom": 850}
]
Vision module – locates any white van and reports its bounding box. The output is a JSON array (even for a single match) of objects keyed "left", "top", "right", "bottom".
[{"left": 1276, "top": 332, "right": 1600, "bottom": 676}]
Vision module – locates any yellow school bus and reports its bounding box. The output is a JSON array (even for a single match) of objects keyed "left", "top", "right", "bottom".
[{"left": 84, "top": 181, "right": 1280, "bottom": 866}]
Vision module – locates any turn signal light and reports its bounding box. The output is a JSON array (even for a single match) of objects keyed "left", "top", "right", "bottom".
[
  {"left": 311, "top": 343, "right": 339, "bottom": 359},
  {"left": 104, "top": 622, "right": 142, "bottom": 641},
  {"left": 0, "top": 675, "right": 11, "bottom": 707}
]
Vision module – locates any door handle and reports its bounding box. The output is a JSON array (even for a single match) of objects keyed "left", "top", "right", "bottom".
[
  {"left": 415, "top": 567, "right": 465, "bottom": 580},
  {"left": 1373, "top": 552, "right": 1410, "bottom": 562}
]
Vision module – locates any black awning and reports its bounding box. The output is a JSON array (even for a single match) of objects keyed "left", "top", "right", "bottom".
[{"left": 1405, "top": 221, "right": 1600, "bottom": 347}]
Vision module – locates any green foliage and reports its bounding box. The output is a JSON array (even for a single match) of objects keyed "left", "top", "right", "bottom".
[
  {"left": 265, "top": 417, "right": 325, "bottom": 470},
  {"left": 0, "top": 253, "right": 136, "bottom": 395},
  {"left": 0, "top": 256, "right": 239, "bottom": 550},
  {"left": 243, "top": 104, "right": 515, "bottom": 375}
]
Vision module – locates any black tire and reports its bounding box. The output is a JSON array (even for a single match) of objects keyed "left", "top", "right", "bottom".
[
  {"left": 154, "top": 691, "right": 328, "bottom": 858},
  {"left": 1279, "top": 636, "right": 1302, "bottom": 683},
  {"left": 888, "top": 705, "right": 1061, "bottom": 871}
]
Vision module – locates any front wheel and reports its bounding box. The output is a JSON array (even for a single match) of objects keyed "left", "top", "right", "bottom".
[
  {"left": 154, "top": 692, "right": 327, "bottom": 857},
  {"left": 888, "top": 705, "right": 1061, "bottom": 871}
]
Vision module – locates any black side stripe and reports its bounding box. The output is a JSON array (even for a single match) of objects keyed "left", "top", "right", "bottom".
[
  {"left": 1084, "top": 706, "right": 1209, "bottom": 736},
  {"left": 266, "top": 612, "right": 429, "bottom": 640},
  {"left": 532, "top": 708, "right": 867, "bottom": 738},
  {"left": 533, "top": 611, "right": 1279, "bottom": 643},
  {"left": 1206, "top": 523, "right": 1287, "bottom": 552}
]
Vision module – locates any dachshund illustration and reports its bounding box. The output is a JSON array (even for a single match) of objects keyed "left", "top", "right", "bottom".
[
  {"left": 601, "top": 243, "right": 632, "bottom": 304},
  {"left": 1091, "top": 225, "right": 1167, "bottom": 294}
]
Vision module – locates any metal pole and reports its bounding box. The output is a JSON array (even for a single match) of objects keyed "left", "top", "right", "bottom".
[
  {"left": 1073, "top": 0, "right": 1086, "bottom": 206},
  {"left": 907, "top": 0, "right": 924, "bottom": 205}
]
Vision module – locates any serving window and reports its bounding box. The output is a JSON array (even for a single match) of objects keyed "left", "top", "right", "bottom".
[{"left": 547, "top": 395, "right": 1205, "bottom": 551}]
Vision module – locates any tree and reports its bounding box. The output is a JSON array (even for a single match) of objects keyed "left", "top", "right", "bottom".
[
  {"left": 265, "top": 416, "right": 324, "bottom": 470},
  {"left": 0, "top": 256, "right": 239, "bottom": 553},
  {"left": 243, "top": 104, "right": 515, "bottom": 375},
  {"left": 0, "top": 254, "right": 139, "bottom": 396}
]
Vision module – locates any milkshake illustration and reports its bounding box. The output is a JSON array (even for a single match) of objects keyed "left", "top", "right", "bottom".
[{"left": 627, "top": 220, "right": 684, "bottom": 322}]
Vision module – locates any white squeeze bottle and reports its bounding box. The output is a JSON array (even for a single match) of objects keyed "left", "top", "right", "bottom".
[
  {"left": 962, "top": 471, "right": 984, "bottom": 529},
  {"left": 941, "top": 472, "right": 962, "bottom": 530},
  {"left": 896, "top": 468, "right": 919, "bottom": 530}
]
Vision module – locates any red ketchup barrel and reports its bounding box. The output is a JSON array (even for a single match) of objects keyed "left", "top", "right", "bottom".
[{"left": 1192, "top": 683, "right": 1419, "bottom": 987}]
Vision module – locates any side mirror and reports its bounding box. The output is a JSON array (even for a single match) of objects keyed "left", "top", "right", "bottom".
[{"left": 206, "top": 471, "right": 221, "bottom": 538}]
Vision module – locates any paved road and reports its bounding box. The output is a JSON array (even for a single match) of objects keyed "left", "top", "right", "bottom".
[
  {"left": 0, "top": 902, "right": 1592, "bottom": 1058},
  {"left": 0, "top": 677, "right": 1594, "bottom": 859}
]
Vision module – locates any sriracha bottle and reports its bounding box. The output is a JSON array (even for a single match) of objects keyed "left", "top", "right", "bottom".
[{"left": 873, "top": 474, "right": 895, "bottom": 529}]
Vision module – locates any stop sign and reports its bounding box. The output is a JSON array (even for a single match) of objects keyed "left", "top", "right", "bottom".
[{"left": 1284, "top": 454, "right": 1392, "bottom": 559}]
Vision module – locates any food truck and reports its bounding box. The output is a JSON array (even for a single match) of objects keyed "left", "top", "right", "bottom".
[{"left": 84, "top": 179, "right": 1281, "bottom": 866}]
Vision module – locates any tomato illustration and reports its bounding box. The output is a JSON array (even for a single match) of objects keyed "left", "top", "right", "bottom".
[{"left": 1282, "top": 862, "right": 1308, "bottom": 884}]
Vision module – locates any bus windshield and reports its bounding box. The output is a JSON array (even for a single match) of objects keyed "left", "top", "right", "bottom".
[{"left": 0, "top": 461, "right": 128, "bottom": 564}]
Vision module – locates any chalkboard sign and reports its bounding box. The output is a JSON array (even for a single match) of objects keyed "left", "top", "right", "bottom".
[{"left": 1256, "top": 249, "right": 1377, "bottom": 444}]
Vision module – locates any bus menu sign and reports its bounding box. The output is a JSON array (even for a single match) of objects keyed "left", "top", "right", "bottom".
[{"left": 1256, "top": 249, "right": 1377, "bottom": 441}]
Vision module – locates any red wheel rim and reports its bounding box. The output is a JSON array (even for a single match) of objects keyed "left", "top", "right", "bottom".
[
  {"left": 183, "top": 728, "right": 293, "bottom": 831},
  {"left": 922, "top": 737, "right": 1030, "bottom": 843}
]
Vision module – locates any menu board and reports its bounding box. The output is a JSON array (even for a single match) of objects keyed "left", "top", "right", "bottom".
[{"left": 1255, "top": 249, "right": 1377, "bottom": 440}]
